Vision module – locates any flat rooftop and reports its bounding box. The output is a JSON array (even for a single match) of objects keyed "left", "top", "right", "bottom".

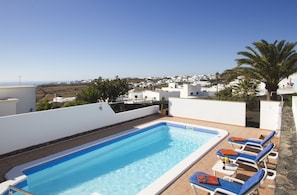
[{"left": 0, "top": 114, "right": 279, "bottom": 195}]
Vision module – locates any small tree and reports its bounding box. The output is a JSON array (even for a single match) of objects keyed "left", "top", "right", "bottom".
[
  {"left": 216, "top": 86, "right": 233, "bottom": 101},
  {"left": 216, "top": 77, "right": 259, "bottom": 103},
  {"left": 76, "top": 86, "right": 99, "bottom": 103},
  {"left": 76, "top": 76, "right": 129, "bottom": 103},
  {"left": 36, "top": 100, "right": 52, "bottom": 111},
  {"left": 160, "top": 97, "right": 166, "bottom": 111},
  {"left": 232, "top": 78, "right": 259, "bottom": 102}
]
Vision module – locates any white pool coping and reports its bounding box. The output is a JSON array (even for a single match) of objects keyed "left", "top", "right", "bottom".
[
  {"left": 1, "top": 120, "right": 228, "bottom": 195},
  {"left": 138, "top": 120, "right": 228, "bottom": 194}
]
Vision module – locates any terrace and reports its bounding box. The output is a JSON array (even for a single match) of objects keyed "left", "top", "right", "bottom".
[{"left": 0, "top": 97, "right": 295, "bottom": 194}]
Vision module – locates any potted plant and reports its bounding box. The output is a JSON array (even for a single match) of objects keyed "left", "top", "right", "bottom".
[{"left": 159, "top": 97, "right": 166, "bottom": 116}]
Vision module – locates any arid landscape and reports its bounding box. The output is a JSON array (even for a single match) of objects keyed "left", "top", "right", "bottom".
[{"left": 36, "top": 83, "right": 89, "bottom": 103}]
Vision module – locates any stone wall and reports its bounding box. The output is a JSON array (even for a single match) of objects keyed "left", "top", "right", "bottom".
[{"left": 275, "top": 106, "right": 297, "bottom": 194}]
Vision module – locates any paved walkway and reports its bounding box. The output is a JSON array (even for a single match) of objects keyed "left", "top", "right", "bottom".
[{"left": 276, "top": 106, "right": 297, "bottom": 195}]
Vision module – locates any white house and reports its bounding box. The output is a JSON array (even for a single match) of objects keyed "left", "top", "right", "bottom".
[
  {"left": 143, "top": 89, "right": 180, "bottom": 101},
  {"left": 128, "top": 89, "right": 144, "bottom": 101},
  {"left": 0, "top": 85, "right": 36, "bottom": 116},
  {"left": 53, "top": 96, "right": 76, "bottom": 103},
  {"left": 125, "top": 88, "right": 180, "bottom": 104},
  {"left": 277, "top": 73, "right": 297, "bottom": 95},
  {"left": 126, "top": 82, "right": 207, "bottom": 104},
  {"left": 161, "top": 83, "right": 206, "bottom": 98}
]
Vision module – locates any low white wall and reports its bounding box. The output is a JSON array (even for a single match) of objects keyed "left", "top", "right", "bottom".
[
  {"left": 0, "top": 85, "right": 36, "bottom": 114},
  {"left": 0, "top": 98, "right": 18, "bottom": 117},
  {"left": 168, "top": 98, "right": 246, "bottom": 126},
  {"left": 260, "top": 100, "right": 282, "bottom": 131},
  {"left": 291, "top": 96, "right": 297, "bottom": 131},
  {"left": 0, "top": 103, "right": 159, "bottom": 155}
]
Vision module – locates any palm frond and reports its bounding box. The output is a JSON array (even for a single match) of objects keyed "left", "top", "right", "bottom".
[{"left": 229, "top": 40, "right": 297, "bottom": 100}]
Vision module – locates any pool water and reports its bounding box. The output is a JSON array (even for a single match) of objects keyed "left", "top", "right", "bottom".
[{"left": 10, "top": 122, "right": 219, "bottom": 195}]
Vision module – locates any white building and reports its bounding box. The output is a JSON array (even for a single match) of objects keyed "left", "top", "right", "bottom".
[
  {"left": 0, "top": 85, "right": 36, "bottom": 116},
  {"left": 161, "top": 83, "right": 207, "bottom": 98},
  {"left": 125, "top": 88, "right": 180, "bottom": 104},
  {"left": 53, "top": 96, "right": 76, "bottom": 103},
  {"left": 128, "top": 89, "right": 144, "bottom": 101},
  {"left": 125, "top": 82, "right": 206, "bottom": 104},
  {"left": 277, "top": 73, "right": 297, "bottom": 95},
  {"left": 143, "top": 89, "right": 180, "bottom": 101}
]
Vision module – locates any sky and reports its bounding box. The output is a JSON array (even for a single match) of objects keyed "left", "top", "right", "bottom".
[{"left": 0, "top": 0, "right": 296, "bottom": 83}]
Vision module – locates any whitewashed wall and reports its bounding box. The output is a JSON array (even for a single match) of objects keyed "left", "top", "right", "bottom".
[
  {"left": 291, "top": 96, "right": 297, "bottom": 131},
  {"left": 260, "top": 100, "right": 282, "bottom": 131},
  {"left": 0, "top": 85, "right": 36, "bottom": 114},
  {"left": 0, "top": 103, "right": 159, "bottom": 155},
  {"left": 0, "top": 98, "right": 18, "bottom": 117},
  {"left": 168, "top": 98, "right": 246, "bottom": 126}
]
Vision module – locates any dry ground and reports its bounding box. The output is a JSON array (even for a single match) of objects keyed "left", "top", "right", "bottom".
[{"left": 36, "top": 83, "right": 89, "bottom": 103}]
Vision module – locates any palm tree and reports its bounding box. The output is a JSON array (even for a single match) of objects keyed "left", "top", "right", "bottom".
[
  {"left": 224, "top": 40, "right": 297, "bottom": 100},
  {"left": 232, "top": 77, "right": 259, "bottom": 102}
]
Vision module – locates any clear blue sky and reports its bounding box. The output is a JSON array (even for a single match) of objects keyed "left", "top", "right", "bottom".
[{"left": 0, "top": 0, "right": 296, "bottom": 83}]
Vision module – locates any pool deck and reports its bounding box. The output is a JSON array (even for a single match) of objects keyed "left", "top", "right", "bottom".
[{"left": 0, "top": 114, "right": 279, "bottom": 195}]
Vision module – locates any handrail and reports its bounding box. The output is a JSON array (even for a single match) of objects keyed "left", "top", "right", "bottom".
[{"left": 8, "top": 185, "right": 34, "bottom": 195}]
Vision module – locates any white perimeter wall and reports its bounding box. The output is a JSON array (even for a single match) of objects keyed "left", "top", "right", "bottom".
[
  {"left": 260, "top": 100, "right": 283, "bottom": 131},
  {"left": 0, "top": 86, "right": 36, "bottom": 114},
  {"left": 0, "top": 98, "right": 285, "bottom": 155},
  {"left": 292, "top": 96, "right": 297, "bottom": 131},
  {"left": 168, "top": 98, "right": 246, "bottom": 126},
  {"left": 0, "top": 99, "right": 18, "bottom": 117},
  {"left": 0, "top": 103, "right": 159, "bottom": 155}
]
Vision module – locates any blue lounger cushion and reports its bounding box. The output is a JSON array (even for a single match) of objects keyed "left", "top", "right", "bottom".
[
  {"left": 189, "top": 169, "right": 266, "bottom": 195},
  {"left": 217, "top": 143, "right": 274, "bottom": 163},
  {"left": 189, "top": 172, "right": 241, "bottom": 194},
  {"left": 228, "top": 131, "right": 275, "bottom": 147},
  {"left": 217, "top": 149, "right": 257, "bottom": 161}
]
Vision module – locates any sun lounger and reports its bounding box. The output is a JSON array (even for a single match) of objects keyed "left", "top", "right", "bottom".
[
  {"left": 189, "top": 169, "right": 266, "bottom": 195},
  {"left": 217, "top": 143, "right": 276, "bottom": 180},
  {"left": 228, "top": 130, "right": 276, "bottom": 150}
]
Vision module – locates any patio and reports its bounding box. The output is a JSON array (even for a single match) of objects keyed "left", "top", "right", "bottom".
[{"left": 0, "top": 114, "right": 280, "bottom": 195}]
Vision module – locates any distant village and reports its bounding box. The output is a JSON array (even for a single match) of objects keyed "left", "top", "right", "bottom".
[
  {"left": 1, "top": 73, "right": 296, "bottom": 117},
  {"left": 53, "top": 73, "right": 297, "bottom": 104},
  {"left": 52, "top": 74, "right": 224, "bottom": 103}
]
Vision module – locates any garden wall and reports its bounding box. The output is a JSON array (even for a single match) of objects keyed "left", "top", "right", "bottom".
[
  {"left": 168, "top": 98, "right": 246, "bottom": 126},
  {"left": 260, "top": 100, "right": 283, "bottom": 131},
  {"left": 292, "top": 96, "right": 297, "bottom": 131},
  {"left": 0, "top": 103, "right": 159, "bottom": 155}
]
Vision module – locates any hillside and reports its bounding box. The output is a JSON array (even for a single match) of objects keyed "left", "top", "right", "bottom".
[{"left": 36, "top": 83, "right": 89, "bottom": 103}]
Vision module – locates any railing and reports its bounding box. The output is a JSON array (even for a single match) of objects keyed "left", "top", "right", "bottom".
[{"left": 8, "top": 185, "right": 34, "bottom": 195}]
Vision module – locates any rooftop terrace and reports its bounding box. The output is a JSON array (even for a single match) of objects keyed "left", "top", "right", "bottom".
[{"left": 0, "top": 112, "right": 287, "bottom": 195}]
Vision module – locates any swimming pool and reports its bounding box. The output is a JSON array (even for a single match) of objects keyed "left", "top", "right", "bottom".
[{"left": 2, "top": 121, "right": 227, "bottom": 195}]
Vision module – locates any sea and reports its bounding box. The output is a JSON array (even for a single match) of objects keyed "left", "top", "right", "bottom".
[{"left": 0, "top": 81, "right": 71, "bottom": 86}]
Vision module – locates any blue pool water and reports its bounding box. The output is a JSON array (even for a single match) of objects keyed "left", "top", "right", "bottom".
[{"left": 10, "top": 122, "right": 219, "bottom": 195}]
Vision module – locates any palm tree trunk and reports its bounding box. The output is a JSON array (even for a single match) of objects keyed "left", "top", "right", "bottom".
[
  {"left": 266, "top": 91, "right": 271, "bottom": 101},
  {"left": 265, "top": 82, "right": 279, "bottom": 101}
]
